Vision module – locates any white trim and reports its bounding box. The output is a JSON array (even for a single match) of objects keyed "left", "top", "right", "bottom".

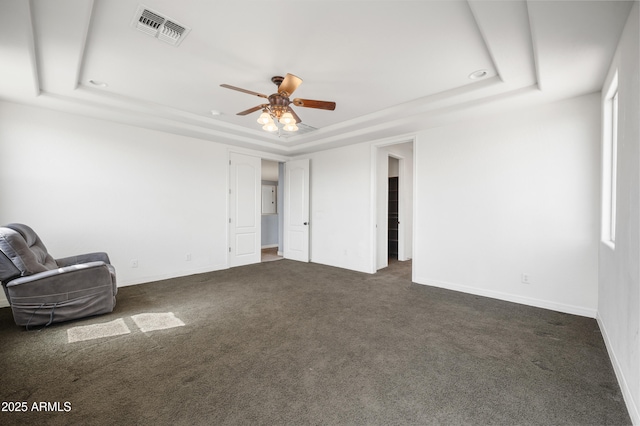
[
  {"left": 73, "top": 0, "right": 95, "bottom": 91},
  {"left": 225, "top": 149, "right": 231, "bottom": 269},
  {"left": 26, "top": 0, "right": 41, "bottom": 96},
  {"left": 369, "top": 143, "right": 378, "bottom": 273},
  {"left": 525, "top": 1, "right": 543, "bottom": 91},
  {"left": 601, "top": 71, "right": 618, "bottom": 246},
  {"left": 371, "top": 144, "right": 388, "bottom": 271},
  {"left": 227, "top": 146, "right": 290, "bottom": 164},
  {"left": 370, "top": 135, "right": 417, "bottom": 274},
  {"left": 597, "top": 314, "right": 640, "bottom": 425},
  {"left": 412, "top": 134, "right": 420, "bottom": 284}
]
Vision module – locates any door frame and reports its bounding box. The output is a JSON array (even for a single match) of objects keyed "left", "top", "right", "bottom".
[{"left": 370, "top": 136, "right": 416, "bottom": 272}]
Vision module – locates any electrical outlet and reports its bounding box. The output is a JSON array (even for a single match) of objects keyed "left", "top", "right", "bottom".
[
  {"left": 521, "top": 273, "right": 530, "bottom": 284},
  {"left": 131, "top": 259, "right": 138, "bottom": 268},
  {"left": 185, "top": 253, "right": 191, "bottom": 261}
]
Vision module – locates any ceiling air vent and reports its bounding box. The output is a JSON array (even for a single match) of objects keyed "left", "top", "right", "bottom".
[
  {"left": 135, "top": 8, "right": 164, "bottom": 36},
  {"left": 159, "top": 21, "right": 187, "bottom": 45},
  {"left": 131, "top": 5, "right": 191, "bottom": 46}
]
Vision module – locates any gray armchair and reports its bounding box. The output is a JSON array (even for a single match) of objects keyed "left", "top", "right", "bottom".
[{"left": 0, "top": 223, "right": 117, "bottom": 328}]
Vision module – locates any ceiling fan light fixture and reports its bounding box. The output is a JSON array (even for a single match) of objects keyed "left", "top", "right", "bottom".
[
  {"left": 220, "top": 73, "right": 336, "bottom": 135},
  {"left": 257, "top": 111, "right": 271, "bottom": 125}
]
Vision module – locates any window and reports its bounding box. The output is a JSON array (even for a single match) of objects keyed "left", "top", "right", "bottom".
[
  {"left": 610, "top": 91, "right": 618, "bottom": 242},
  {"left": 602, "top": 73, "right": 618, "bottom": 247}
]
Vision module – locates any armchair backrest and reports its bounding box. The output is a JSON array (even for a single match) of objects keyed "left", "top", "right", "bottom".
[{"left": 0, "top": 223, "right": 58, "bottom": 284}]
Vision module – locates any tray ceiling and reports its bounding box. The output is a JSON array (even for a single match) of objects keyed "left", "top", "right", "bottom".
[{"left": 0, "top": 0, "right": 633, "bottom": 155}]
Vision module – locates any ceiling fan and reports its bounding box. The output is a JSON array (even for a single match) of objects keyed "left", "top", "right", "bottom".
[{"left": 220, "top": 73, "right": 336, "bottom": 132}]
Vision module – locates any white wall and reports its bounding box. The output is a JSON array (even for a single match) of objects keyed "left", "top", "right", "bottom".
[
  {"left": 0, "top": 101, "right": 230, "bottom": 298},
  {"left": 261, "top": 202, "right": 279, "bottom": 248},
  {"left": 0, "top": 99, "right": 378, "bottom": 302},
  {"left": 307, "top": 143, "right": 373, "bottom": 273},
  {"left": 261, "top": 214, "right": 278, "bottom": 247},
  {"left": 414, "top": 93, "right": 601, "bottom": 317},
  {"left": 598, "top": 3, "right": 640, "bottom": 424}
]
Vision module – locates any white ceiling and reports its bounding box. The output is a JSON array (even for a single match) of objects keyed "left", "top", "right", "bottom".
[{"left": 0, "top": 0, "right": 634, "bottom": 156}]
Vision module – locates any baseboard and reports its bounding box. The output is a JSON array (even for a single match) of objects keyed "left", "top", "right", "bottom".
[
  {"left": 261, "top": 244, "right": 278, "bottom": 249},
  {"left": 597, "top": 314, "right": 640, "bottom": 425},
  {"left": 413, "top": 276, "right": 597, "bottom": 318},
  {"left": 117, "top": 263, "right": 228, "bottom": 287}
]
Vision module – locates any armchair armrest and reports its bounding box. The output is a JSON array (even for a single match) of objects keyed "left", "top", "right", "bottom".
[{"left": 56, "top": 252, "right": 111, "bottom": 267}]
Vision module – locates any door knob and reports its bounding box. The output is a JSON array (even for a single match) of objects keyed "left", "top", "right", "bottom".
[{"left": 303, "top": 222, "right": 308, "bottom": 225}]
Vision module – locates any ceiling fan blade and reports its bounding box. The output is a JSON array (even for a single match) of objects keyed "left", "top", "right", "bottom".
[
  {"left": 220, "top": 84, "right": 268, "bottom": 99},
  {"left": 237, "top": 104, "right": 266, "bottom": 116},
  {"left": 287, "top": 106, "right": 302, "bottom": 124},
  {"left": 292, "top": 98, "right": 336, "bottom": 111},
  {"left": 278, "top": 73, "right": 303, "bottom": 96}
]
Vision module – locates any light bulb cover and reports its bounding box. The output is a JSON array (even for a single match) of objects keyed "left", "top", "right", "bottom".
[
  {"left": 283, "top": 123, "right": 299, "bottom": 132},
  {"left": 257, "top": 112, "right": 271, "bottom": 125},
  {"left": 262, "top": 119, "right": 278, "bottom": 132},
  {"left": 279, "top": 112, "right": 295, "bottom": 125}
]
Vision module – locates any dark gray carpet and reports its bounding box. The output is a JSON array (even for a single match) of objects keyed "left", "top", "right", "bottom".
[{"left": 0, "top": 260, "right": 631, "bottom": 425}]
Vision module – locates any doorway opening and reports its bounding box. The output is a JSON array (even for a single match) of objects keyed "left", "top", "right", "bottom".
[
  {"left": 375, "top": 141, "right": 414, "bottom": 273},
  {"left": 261, "top": 159, "right": 284, "bottom": 263},
  {"left": 388, "top": 160, "right": 399, "bottom": 261},
  {"left": 229, "top": 154, "right": 310, "bottom": 267}
]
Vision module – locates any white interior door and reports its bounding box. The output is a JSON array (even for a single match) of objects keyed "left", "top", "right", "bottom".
[
  {"left": 395, "top": 158, "right": 405, "bottom": 261},
  {"left": 284, "top": 158, "right": 310, "bottom": 262},
  {"left": 229, "top": 152, "right": 261, "bottom": 267}
]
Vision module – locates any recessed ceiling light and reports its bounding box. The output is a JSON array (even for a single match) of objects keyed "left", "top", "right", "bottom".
[
  {"left": 468, "top": 70, "right": 489, "bottom": 80},
  {"left": 89, "top": 79, "right": 108, "bottom": 88},
  {"left": 211, "top": 110, "right": 222, "bottom": 116}
]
